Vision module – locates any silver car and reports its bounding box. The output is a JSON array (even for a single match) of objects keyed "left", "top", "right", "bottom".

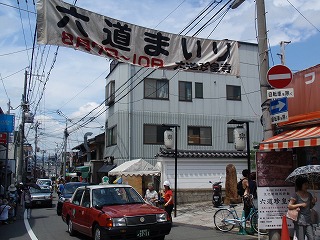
[{"left": 30, "top": 185, "right": 53, "bottom": 208}]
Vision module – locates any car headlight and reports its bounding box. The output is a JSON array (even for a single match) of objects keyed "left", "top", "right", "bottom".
[
  {"left": 60, "top": 197, "right": 66, "bottom": 202},
  {"left": 156, "top": 213, "right": 168, "bottom": 222},
  {"left": 45, "top": 196, "right": 51, "bottom": 199},
  {"left": 112, "top": 217, "right": 126, "bottom": 227}
]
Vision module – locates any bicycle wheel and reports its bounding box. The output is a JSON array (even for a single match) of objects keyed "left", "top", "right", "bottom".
[
  {"left": 213, "top": 209, "right": 235, "bottom": 232},
  {"left": 250, "top": 211, "right": 268, "bottom": 235}
]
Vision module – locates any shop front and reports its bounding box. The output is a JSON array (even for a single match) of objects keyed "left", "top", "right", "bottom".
[{"left": 257, "top": 64, "right": 320, "bottom": 235}]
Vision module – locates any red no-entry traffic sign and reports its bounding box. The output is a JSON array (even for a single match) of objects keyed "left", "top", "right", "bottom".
[{"left": 267, "top": 65, "right": 293, "bottom": 89}]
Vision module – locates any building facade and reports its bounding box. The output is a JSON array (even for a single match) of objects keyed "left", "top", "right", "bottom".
[{"left": 104, "top": 42, "right": 263, "bottom": 167}]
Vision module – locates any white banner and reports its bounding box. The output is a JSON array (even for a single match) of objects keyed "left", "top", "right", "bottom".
[{"left": 37, "top": 0, "right": 240, "bottom": 75}]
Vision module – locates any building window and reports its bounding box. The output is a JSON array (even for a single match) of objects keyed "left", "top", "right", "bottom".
[
  {"left": 106, "top": 81, "right": 115, "bottom": 106},
  {"left": 226, "top": 85, "right": 241, "bottom": 101},
  {"left": 143, "top": 124, "right": 170, "bottom": 144},
  {"left": 106, "top": 125, "right": 117, "bottom": 146},
  {"left": 144, "top": 78, "right": 169, "bottom": 99},
  {"left": 195, "top": 82, "right": 203, "bottom": 99},
  {"left": 179, "top": 81, "right": 192, "bottom": 101},
  {"left": 227, "top": 127, "right": 235, "bottom": 143},
  {"left": 188, "top": 126, "right": 212, "bottom": 145}
]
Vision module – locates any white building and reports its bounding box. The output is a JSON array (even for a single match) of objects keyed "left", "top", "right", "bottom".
[{"left": 104, "top": 41, "right": 263, "bottom": 193}]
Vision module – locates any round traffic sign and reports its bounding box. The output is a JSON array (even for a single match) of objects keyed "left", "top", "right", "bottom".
[{"left": 267, "top": 65, "right": 292, "bottom": 89}]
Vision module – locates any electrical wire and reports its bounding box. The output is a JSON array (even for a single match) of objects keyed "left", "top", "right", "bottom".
[
  {"left": 286, "top": 0, "right": 320, "bottom": 33},
  {"left": 192, "top": 0, "right": 233, "bottom": 37},
  {"left": 0, "top": 73, "right": 10, "bottom": 102}
]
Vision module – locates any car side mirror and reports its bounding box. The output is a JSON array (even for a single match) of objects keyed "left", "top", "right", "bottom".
[{"left": 95, "top": 205, "right": 103, "bottom": 210}]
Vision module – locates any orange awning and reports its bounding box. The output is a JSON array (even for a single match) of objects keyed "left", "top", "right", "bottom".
[{"left": 259, "top": 126, "right": 320, "bottom": 150}]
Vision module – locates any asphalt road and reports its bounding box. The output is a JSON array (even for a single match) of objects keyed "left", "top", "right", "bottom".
[{"left": 2, "top": 194, "right": 261, "bottom": 240}]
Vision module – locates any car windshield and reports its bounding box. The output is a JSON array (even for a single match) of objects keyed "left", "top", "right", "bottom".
[
  {"left": 37, "top": 180, "right": 51, "bottom": 186},
  {"left": 64, "top": 183, "right": 88, "bottom": 194},
  {"left": 92, "top": 187, "right": 145, "bottom": 206},
  {"left": 30, "top": 187, "right": 51, "bottom": 194}
]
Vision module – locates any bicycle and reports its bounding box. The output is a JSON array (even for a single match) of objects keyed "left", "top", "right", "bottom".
[{"left": 213, "top": 202, "right": 268, "bottom": 235}]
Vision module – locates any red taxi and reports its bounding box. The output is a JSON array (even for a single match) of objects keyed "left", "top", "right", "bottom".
[{"left": 61, "top": 184, "right": 171, "bottom": 240}]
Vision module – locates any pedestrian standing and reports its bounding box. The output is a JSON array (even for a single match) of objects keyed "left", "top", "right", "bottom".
[
  {"left": 7, "top": 184, "right": 18, "bottom": 220},
  {"left": 288, "top": 177, "right": 317, "bottom": 240},
  {"left": 163, "top": 181, "right": 174, "bottom": 221},
  {"left": 0, "top": 199, "right": 11, "bottom": 224},
  {"left": 21, "top": 185, "right": 32, "bottom": 219},
  {"left": 144, "top": 183, "right": 158, "bottom": 206}
]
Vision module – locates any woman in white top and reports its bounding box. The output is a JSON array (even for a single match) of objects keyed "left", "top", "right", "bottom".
[{"left": 144, "top": 183, "right": 158, "bottom": 206}]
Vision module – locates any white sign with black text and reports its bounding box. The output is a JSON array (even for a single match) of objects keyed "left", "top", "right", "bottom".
[
  {"left": 267, "top": 88, "right": 294, "bottom": 99},
  {"left": 257, "top": 186, "right": 295, "bottom": 229}
]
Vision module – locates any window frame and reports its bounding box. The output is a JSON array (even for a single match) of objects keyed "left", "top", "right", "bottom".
[
  {"left": 106, "top": 125, "right": 117, "bottom": 147},
  {"left": 195, "top": 82, "right": 203, "bottom": 99},
  {"left": 227, "top": 127, "right": 235, "bottom": 143},
  {"left": 144, "top": 78, "right": 169, "bottom": 100},
  {"left": 179, "top": 81, "right": 192, "bottom": 102},
  {"left": 187, "top": 126, "right": 212, "bottom": 146},
  {"left": 106, "top": 80, "right": 115, "bottom": 106},
  {"left": 143, "top": 124, "right": 171, "bottom": 145},
  {"left": 226, "top": 85, "right": 241, "bottom": 101}
]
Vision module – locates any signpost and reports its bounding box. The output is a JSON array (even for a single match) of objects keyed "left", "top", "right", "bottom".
[
  {"left": 267, "top": 65, "right": 293, "bottom": 89},
  {"left": 270, "top": 97, "right": 288, "bottom": 124}
]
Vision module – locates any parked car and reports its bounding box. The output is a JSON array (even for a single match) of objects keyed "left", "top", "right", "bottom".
[
  {"left": 56, "top": 182, "right": 89, "bottom": 216},
  {"left": 62, "top": 185, "right": 172, "bottom": 240},
  {"left": 30, "top": 185, "right": 53, "bottom": 207},
  {"left": 36, "top": 178, "right": 53, "bottom": 191}
]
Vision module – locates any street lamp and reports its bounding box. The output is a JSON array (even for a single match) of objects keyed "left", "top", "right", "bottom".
[
  {"left": 162, "top": 123, "right": 180, "bottom": 217},
  {"left": 227, "top": 119, "right": 253, "bottom": 178}
]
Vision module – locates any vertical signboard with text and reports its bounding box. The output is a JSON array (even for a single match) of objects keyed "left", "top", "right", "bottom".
[{"left": 256, "top": 151, "right": 295, "bottom": 229}]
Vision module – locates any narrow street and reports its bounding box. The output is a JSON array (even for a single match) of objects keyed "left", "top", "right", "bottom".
[{"left": 1, "top": 193, "right": 264, "bottom": 240}]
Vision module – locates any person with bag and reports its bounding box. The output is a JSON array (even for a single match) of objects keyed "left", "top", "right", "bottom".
[
  {"left": 240, "top": 169, "right": 255, "bottom": 218},
  {"left": 288, "top": 177, "right": 317, "bottom": 240},
  {"left": 20, "top": 185, "right": 32, "bottom": 219}
]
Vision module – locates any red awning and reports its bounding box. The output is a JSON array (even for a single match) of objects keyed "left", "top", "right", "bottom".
[{"left": 259, "top": 126, "right": 320, "bottom": 150}]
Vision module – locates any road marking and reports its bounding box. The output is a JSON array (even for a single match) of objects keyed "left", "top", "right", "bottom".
[{"left": 24, "top": 210, "right": 39, "bottom": 240}]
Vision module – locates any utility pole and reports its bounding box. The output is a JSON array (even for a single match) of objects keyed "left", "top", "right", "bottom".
[
  {"left": 256, "top": 1, "right": 280, "bottom": 239},
  {"left": 63, "top": 124, "right": 69, "bottom": 179},
  {"left": 47, "top": 154, "right": 50, "bottom": 178},
  {"left": 18, "top": 70, "right": 28, "bottom": 183},
  {"left": 41, "top": 150, "right": 46, "bottom": 177},
  {"left": 256, "top": 0, "right": 273, "bottom": 140},
  {"left": 34, "top": 121, "right": 40, "bottom": 180},
  {"left": 57, "top": 110, "right": 71, "bottom": 179},
  {"left": 279, "top": 41, "right": 291, "bottom": 65}
]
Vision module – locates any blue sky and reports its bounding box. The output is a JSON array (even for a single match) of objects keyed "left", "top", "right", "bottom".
[{"left": 0, "top": 0, "right": 319, "bottom": 154}]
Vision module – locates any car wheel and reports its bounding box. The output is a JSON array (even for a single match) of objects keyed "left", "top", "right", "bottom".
[
  {"left": 94, "top": 225, "right": 104, "bottom": 240},
  {"left": 68, "top": 219, "right": 75, "bottom": 236}
]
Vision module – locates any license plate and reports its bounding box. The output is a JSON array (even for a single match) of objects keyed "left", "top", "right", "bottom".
[
  {"left": 137, "top": 229, "right": 150, "bottom": 238},
  {"left": 36, "top": 201, "right": 41, "bottom": 205}
]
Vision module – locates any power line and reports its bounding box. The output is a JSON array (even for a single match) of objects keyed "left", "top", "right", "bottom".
[
  {"left": 286, "top": 0, "right": 320, "bottom": 33},
  {"left": 0, "top": 2, "right": 36, "bottom": 14},
  {"left": 0, "top": 73, "right": 10, "bottom": 102}
]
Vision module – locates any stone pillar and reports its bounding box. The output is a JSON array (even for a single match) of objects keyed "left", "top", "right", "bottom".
[{"left": 225, "top": 164, "right": 240, "bottom": 204}]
